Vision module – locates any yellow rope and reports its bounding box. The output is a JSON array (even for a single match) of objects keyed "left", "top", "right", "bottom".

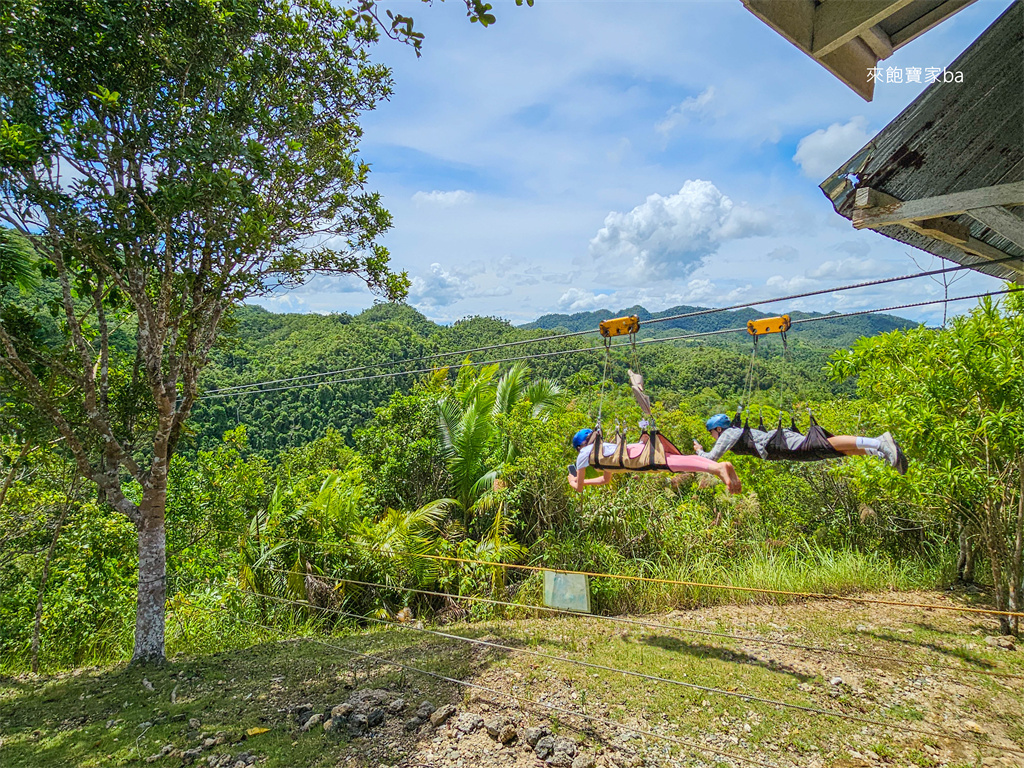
[
  {"left": 413, "top": 552, "right": 1024, "bottom": 619},
  {"left": 250, "top": 565, "right": 1024, "bottom": 681},
  {"left": 215, "top": 528, "right": 1024, "bottom": 618}
]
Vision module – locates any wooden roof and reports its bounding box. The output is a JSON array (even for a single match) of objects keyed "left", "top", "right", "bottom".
[
  {"left": 742, "top": 0, "right": 982, "bottom": 100},
  {"left": 820, "top": 1, "right": 1024, "bottom": 283}
]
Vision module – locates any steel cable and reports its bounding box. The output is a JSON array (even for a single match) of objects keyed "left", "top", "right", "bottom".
[
  {"left": 184, "top": 597, "right": 778, "bottom": 767},
  {"left": 221, "top": 529, "right": 1024, "bottom": 620},
  {"left": 201, "top": 256, "right": 1023, "bottom": 397},
  {"left": 200, "top": 288, "right": 1022, "bottom": 400},
  {"left": 189, "top": 582, "right": 1024, "bottom": 757},
  {"left": 245, "top": 565, "right": 1024, "bottom": 681}
]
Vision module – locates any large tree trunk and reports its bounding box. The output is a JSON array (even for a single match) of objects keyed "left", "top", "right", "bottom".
[{"left": 133, "top": 484, "right": 167, "bottom": 663}]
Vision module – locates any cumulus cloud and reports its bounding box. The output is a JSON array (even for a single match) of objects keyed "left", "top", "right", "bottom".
[
  {"left": 411, "top": 190, "right": 475, "bottom": 207},
  {"left": 808, "top": 258, "right": 883, "bottom": 280},
  {"left": 765, "top": 274, "right": 819, "bottom": 294},
  {"left": 408, "top": 263, "right": 468, "bottom": 308},
  {"left": 656, "top": 86, "right": 715, "bottom": 137},
  {"left": 792, "top": 116, "right": 873, "bottom": 180},
  {"left": 558, "top": 288, "right": 614, "bottom": 312},
  {"left": 588, "top": 179, "right": 771, "bottom": 282}
]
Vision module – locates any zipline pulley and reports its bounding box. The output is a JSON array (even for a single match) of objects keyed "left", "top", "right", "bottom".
[
  {"left": 746, "top": 314, "right": 791, "bottom": 337},
  {"left": 599, "top": 315, "right": 640, "bottom": 338}
]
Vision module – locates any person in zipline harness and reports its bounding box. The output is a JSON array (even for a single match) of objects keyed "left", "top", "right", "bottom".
[
  {"left": 567, "top": 428, "right": 742, "bottom": 494},
  {"left": 693, "top": 414, "right": 908, "bottom": 474}
]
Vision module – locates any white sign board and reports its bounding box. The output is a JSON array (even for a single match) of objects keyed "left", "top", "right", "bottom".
[{"left": 543, "top": 570, "right": 591, "bottom": 613}]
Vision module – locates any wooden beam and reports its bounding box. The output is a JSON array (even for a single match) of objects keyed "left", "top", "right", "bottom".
[
  {"left": 851, "top": 188, "right": 1024, "bottom": 280},
  {"left": 852, "top": 182, "right": 1024, "bottom": 229},
  {"left": 860, "top": 25, "right": 894, "bottom": 60},
  {"left": 966, "top": 206, "right": 1024, "bottom": 250},
  {"left": 951, "top": 236, "right": 1024, "bottom": 279},
  {"left": 901, "top": 221, "right": 1024, "bottom": 279},
  {"left": 889, "top": 0, "right": 979, "bottom": 48},
  {"left": 914, "top": 217, "right": 970, "bottom": 245},
  {"left": 812, "top": 0, "right": 916, "bottom": 57},
  {"left": 817, "top": 36, "right": 878, "bottom": 101},
  {"left": 741, "top": 0, "right": 814, "bottom": 51}
]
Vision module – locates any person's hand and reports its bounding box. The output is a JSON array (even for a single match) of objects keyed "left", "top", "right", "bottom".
[{"left": 692, "top": 440, "right": 703, "bottom": 452}]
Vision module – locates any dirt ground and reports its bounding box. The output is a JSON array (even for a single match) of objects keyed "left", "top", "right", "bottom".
[{"left": 2, "top": 589, "right": 1023, "bottom": 768}]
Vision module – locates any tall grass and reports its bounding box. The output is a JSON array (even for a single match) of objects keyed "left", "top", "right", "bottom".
[{"left": 515, "top": 537, "right": 945, "bottom": 617}]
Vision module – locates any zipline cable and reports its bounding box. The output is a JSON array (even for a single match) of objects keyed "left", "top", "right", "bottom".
[
  {"left": 644, "top": 254, "right": 1023, "bottom": 327},
  {"left": 193, "top": 583, "right": 1024, "bottom": 756},
  {"left": 247, "top": 565, "right": 1024, "bottom": 681},
  {"left": 204, "top": 327, "right": 596, "bottom": 396},
  {"left": 186, "top": 599, "right": 778, "bottom": 768},
  {"left": 200, "top": 288, "right": 1022, "bottom": 400},
  {"left": 203, "top": 255, "right": 1022, "bottom": 397}
]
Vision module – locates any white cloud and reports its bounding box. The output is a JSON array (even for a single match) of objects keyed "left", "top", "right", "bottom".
[
  {"left": 767, "top": 245, "right": 799, "bottom": 262},
  {"left": 408, "top": 263, "right": 468, "bottom": 308},
  {"left": 588, "top": 180, "right": 771, "bottom": 282},
  {"left": 558, "top": 288, "right": 614, "bottom": 312},
  {"left": 655, "top": 86, "right": 716, "bottom": 137},
  {"left": 411, "top": 190, "right": 475, "bottom": 207},
  {"left": 792, "top": 116, "right": 873, "bottom": 180},
  {"left": 808, "top": 258, "right": 884, "bottom": 280},
  {"left": 765, "top": 274, "right": 819, "bottom": 295}
]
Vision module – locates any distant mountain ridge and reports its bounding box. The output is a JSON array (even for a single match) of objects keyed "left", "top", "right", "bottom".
[{"left": 521, "top": 303, "right": 917, "bottom": 347}]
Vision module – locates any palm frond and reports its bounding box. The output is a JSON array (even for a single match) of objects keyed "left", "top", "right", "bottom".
[
  {"left": 469, "top": 470, "right": 499, "bottom": 503},
  {"left": 0, "top": 229, "right": 41, "bottom": 293},
  {"left": 525, "top": 378, "right": 562, "bottom": 417},
  {"left": 494, "top": 362, "right": 530, "bottom": 415},
  {"left": 437, "top": 397, "right": 464, "bottom": 458}
]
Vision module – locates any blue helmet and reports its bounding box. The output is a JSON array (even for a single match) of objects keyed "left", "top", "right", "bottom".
[
  {"left": 571, "top": 428, "right": 594, "bottom": 450},
  {"left": 705, "top": 413, "right": 732, "bottom": 431}
]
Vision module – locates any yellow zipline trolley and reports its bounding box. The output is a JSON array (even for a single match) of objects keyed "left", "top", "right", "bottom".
[
  {"left": 598, "top": 314, "right": 640, "bottom": 338},
  {"left": 747, "top": 314, "right": 791, "bottom": 337}
]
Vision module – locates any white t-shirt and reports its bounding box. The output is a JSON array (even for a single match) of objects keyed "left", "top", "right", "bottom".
[{"left": 576, "top": 442, "right": 619, "bottom": 473}]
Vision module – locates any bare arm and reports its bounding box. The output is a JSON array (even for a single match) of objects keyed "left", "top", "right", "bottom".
[{"left": 568, "top": 467, "right": 612, "bottom": 492}]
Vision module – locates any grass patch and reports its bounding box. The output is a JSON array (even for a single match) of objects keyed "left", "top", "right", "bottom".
[{"left": 4, "top": 590, "right": 1022, "bottom": 767}]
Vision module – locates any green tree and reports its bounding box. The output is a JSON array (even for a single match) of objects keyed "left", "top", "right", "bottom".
[
  {"left": 437, "top": 361, "right": 560, "bottom": 535},
  {"left": 828, "top": 292, "right": 1024, "bottom": 634},
  {"left": 0, "top": 0, "right": 406, "bottom": 662}
]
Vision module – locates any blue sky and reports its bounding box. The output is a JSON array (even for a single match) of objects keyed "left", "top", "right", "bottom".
[{"left": 257, "top": 0, "right": 1015, "bottom": 325}]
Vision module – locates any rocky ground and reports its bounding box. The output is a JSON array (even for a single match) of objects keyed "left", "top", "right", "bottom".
[{"left": 3, "top": 590, "right": 1024, "bottom": 768}]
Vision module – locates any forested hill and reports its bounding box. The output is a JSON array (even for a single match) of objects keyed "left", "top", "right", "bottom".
[
  {"left": 526, "top": 304, "right": 914, "bottom": 348},
  {"left": 187, "top": 301, "right": 917, "bottom": 456}
]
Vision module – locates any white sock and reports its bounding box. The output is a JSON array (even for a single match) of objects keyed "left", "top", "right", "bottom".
[{"left": 856, "top": 436, "right": 883, "bottom": 457}]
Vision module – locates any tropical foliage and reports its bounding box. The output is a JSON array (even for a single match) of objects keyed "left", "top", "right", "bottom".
[
  {"left": 0, "top": 0, "right": 406, "bottom": 662},
  {"left": 829, "top": 291, "right": 1024, "bottom": 632},
  {"left": 4, "top": 277, "right": 1023, "bottom": 670}
]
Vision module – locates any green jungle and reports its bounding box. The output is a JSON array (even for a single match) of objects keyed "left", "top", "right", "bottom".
[
  {"left": 0, "top": 0, "right": 1021, "bottom": 700},
  {"left": 3, "top": 289, "right": 1023, "bottom": 673}
]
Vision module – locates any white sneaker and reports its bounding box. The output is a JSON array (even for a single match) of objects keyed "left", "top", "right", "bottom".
[{"left": 877, "top": 432, "right": 900, "bottom": 471}]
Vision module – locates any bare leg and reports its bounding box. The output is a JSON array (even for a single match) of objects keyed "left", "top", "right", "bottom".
[
  {"left": 827, "top": 436, "right": 867, "bottom": 456},
  {"left": 714, "top": 461, "right": 742, "bottom": 494},
  {"left": 665, "top": 454, "right": 742, "bottom": 494}
]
